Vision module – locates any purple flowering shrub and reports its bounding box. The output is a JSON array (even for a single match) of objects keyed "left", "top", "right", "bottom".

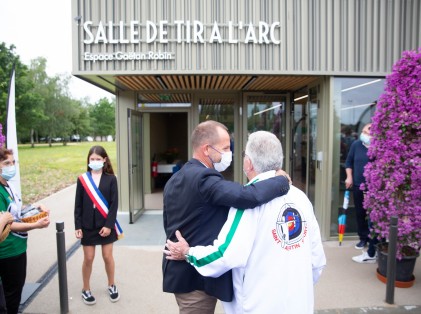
[
  {"left": 363, "top": 49, "right": 421, "bottom": 259},
  {"left": 0, "top": 124, "right": 5, "bottom": 147}
]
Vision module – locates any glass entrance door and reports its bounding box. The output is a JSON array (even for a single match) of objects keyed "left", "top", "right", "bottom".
[
  {"left": 128, "top": 109, "right": 144, "bottom": 223},
  {"left": 246, "top": 95, "right": 287, "bottom": 155},
  {"left": 291, "top": 88, "right": 318, "bottom": 204}
]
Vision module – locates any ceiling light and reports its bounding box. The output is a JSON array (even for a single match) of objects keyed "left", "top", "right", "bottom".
[
  {"left": 253, "top": 103, "right": 283, "bottom": 116},
  {"left": 341, "top": 79, "right": 381, "bottom": 92},
  {"left": 294, "top": 95, "right": 308, "bottom": 101}
]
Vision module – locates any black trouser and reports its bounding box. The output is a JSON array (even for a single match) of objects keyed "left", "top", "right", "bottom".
[
  {"left": 367, "top": 231, "right": 379, "bottom": 257},
  {"left": 0, "top": 253, "right": 27, "bottom": 314},
  {"left": 0, "top": 277, "right": 7, "bottom": 314},
  {"left": 353, "top": 186, "right": 369, "bottom": 242}
]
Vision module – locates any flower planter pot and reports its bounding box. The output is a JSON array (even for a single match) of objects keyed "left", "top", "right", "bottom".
[{"left": 376, "top": 242, "right": 419, "bottom": 288}]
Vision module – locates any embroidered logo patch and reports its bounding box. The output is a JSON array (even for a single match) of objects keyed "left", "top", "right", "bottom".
[{"left": 272, "top": 202, "right": 308, "bottom": 250}]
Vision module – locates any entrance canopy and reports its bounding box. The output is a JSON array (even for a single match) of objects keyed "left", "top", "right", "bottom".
[{"left": 77, "top": 74, "right": 319, "bottom": 100}]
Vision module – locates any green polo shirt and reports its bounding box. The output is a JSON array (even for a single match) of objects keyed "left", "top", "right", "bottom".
[{"left": 0, "top": 185, "right": 27, "bottom": 259}]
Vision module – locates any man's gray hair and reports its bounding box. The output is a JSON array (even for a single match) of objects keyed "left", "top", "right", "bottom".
[{"left": 245, "top": 131, "right": 283, "bottom": 173}]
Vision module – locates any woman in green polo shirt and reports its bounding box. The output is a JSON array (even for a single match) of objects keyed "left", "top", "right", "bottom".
[{"left": 0, "top": 148, "right": 50, "bottom": 314}]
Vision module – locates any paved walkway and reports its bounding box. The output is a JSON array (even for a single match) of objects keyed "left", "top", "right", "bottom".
[{"left": 18, "top": 185, "right": 421, "bottom": 313}]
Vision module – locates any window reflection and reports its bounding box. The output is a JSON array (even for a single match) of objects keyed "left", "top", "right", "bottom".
[
  {"left": 247, "top": 96, "right": 286, "bottom": 149},
  {"left": 331, "top": 77, "right": 385, "bottom": 237}
]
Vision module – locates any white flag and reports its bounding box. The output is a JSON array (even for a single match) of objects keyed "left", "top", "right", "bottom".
[{"left": 6, "top": 68, "right": 21, "bottom": 197}]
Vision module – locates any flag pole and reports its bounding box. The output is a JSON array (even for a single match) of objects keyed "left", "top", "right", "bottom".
[{"left": 6, "top": 64, "right": 22, "bottom": 197}]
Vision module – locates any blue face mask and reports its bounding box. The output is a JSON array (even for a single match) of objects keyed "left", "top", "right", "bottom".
[
  {"left": 1, "top": 165, "right": 16, "bottom": 181},
  {"left": 88, "top": 161, "right": 104, "bottom": 171},
  {"left": 360, "top": 133, "right": 371, "bottom": 146}
]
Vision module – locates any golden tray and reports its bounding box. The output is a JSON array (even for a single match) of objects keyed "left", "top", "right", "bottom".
[{"left": 21, "top": 211, "right": 48, "bottom": 223}]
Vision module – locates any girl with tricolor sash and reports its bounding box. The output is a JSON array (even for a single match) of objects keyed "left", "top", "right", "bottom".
[{"left": 74, "top": 145, "right": 122, "bottom": 305}]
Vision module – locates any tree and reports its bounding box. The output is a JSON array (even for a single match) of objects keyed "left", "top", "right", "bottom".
[
  {"left": 69, "top": 98, "right": 92, "bottom": 138},
  {"left": 28, "top": 57, "right": 56, "bottom": 146},
  {"left": 28, "top": 58, "right": 80, "bottom": 146},
  {"left": 0, "top": 42, "right": 34, "bottom": 144},
  {"left": 18, "top": 61, "right": 46, "bottom": 146},
  {"left": 89, "top": 97, "right": 115, "bottom": 140}
]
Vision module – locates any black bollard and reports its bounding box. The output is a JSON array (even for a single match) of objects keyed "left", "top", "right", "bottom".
[
  {"left": 385, "top": 216, "right": 398, "bottom": 304},
  {"left": 56, "top": 222, "right": 69, "bottom": 314}
]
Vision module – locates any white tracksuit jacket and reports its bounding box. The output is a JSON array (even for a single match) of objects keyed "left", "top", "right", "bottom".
[{"left": 186, "top": 171, "right": 327, "bottom": 314}]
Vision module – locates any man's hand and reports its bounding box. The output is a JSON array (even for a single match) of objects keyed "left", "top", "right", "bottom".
[
  {"left": 345, "top": 177, "right": 353, "bottom": 189},
  {"left": 164, "top": 230, "right": 190, "bottom": 261},
  {"left": 275, "top": 169, "right": 292, "bottom": 185}
]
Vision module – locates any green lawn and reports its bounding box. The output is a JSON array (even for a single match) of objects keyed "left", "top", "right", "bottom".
[{"left": 17, "top": 142, "right": 117, "bottom": 204}]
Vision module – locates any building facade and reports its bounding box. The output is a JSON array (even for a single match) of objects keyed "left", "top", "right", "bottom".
[{"left": 71, "top": 0, "right": 421, "bottom": 240}]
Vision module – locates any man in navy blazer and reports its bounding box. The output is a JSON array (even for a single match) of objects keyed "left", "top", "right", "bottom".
[{"left": 163, "top": 120, "right": 290, "bottom": 313}]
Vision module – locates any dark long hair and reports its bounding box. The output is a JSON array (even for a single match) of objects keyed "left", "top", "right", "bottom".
[{"left": 86, "top": 145, "right": 114, "bottom": 175}]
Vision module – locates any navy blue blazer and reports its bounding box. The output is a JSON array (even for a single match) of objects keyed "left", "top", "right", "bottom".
[
  {"left": 74, "top": 172, "right": 118, "bottom": 231},
  {"left": 162, "top": 159, "right": 289, "bottom": 301}
]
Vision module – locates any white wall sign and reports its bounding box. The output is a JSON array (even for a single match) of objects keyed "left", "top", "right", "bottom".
[
  {"left": 82, "top": 20, "right": 281, "bottom": 62},
  {"left": 83, "top": 20, "right": 281, "bottom": 45}
]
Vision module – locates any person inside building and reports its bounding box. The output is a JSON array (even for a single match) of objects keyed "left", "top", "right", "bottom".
[
  {"left": 162, "top": 121, "right": 291, "bottom": 314},
  {"left": 346, "top": 123, "right": 380, "bottom": 263},
  {"left": 345, "top": 123, "right": 372, "bottom": 251},
  {"left": 165, "top": 130, "right": 326, "bottom": 314}
]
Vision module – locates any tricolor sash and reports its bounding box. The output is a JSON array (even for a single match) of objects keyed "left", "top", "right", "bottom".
[{"left": 79, "top": 172, "right": 123, "bottom": 239}]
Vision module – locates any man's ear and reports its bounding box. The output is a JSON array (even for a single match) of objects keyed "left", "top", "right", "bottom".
[
  {"left": 202, "top": 144, "right": 210, "bottom": 157},
  {"left": 244, "top": 156, "right": 253, "bottom": 172}
]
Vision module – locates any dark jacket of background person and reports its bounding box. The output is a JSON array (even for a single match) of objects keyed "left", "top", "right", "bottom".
[
  {"left": 345, "top": 140, "right": 369, "bottom": 187},
  {"left": 74, "top": 173, "right": 118, "bottom": 231},
  {"left": 162, "top": 158, "right": 289, "bottom": 301}
]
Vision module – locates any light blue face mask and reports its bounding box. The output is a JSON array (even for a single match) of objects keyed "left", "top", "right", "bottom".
[
  {"left": 1, "top": 165, "right": 16, "bottom": 181},
  {"left": 88, "top": 161, "right": 104, "bottom": 171},
  {"left": 360, "top": 133, "right": 371, "bottom": 146}
]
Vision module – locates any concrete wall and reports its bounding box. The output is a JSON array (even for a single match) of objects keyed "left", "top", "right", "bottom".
[{"left": 72, "top": 0, "right": 421, "bottom": 76}]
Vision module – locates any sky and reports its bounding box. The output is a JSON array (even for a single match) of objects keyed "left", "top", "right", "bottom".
[{"left": 0, "top": 0, "right": 113, "bottom": 103}]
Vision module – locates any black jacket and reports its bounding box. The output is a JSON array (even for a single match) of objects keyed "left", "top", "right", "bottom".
[
  {"left": 162, "top": 159, "right": 289, "bottom": 301},
  {"left": 74, "top": 172, "right": 118, "bottom": 230}
]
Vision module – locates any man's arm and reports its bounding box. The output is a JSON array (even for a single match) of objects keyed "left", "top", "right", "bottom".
[
  {"left": 165, "top": 207, "right": 259, "bottom": 277},
  {"left": 199, "top": 169, "right": 290, "bottom": 210},
  {"left": 344, "top": 142, "right": 355, "bottom": 189}
]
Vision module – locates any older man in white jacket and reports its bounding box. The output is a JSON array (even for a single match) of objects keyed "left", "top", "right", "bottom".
[{"left": 165, "top": 131, "right": 326, "bottom": 314}]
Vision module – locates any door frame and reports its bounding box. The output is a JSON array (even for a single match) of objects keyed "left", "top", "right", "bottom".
[
  {"left": 307, "top": 77, "right": 331, "bottom": 240},
  {"left": 136, "top": 107, "right": 192, "bottom": 206},
  {"left": 127, "top": 109, "right": 145, "bottom": 223}
]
